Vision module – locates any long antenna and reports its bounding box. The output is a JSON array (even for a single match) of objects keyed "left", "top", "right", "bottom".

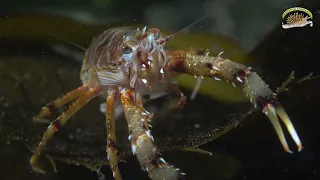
[
  {"left": 164, "top": 15, "right": 207, "bottom": 42},
  {"left": 47, "top": 32, "right": 86, "bottom": 51},
  {"left": 164, "top": 0, "right": 237, "bottom": 42}
]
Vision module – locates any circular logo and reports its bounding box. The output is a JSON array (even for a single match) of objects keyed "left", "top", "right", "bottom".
[{"left": 282, "top": 7, "right": 313, "bottom": 29}]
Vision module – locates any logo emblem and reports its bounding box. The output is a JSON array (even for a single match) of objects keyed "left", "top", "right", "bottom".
[{"left": 282, "top": 7, "right": 313, "bottom": 29}]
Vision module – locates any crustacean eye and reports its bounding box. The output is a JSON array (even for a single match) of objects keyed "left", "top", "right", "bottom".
[
  {"left": 147, "top": 28, "right": 161, "bottom": 40},
  {"left": 122, "top": 45, "right": 133, "bottom": 54},
  {"left": 154, "top": 32, "right": 161, "bottom": 40}
]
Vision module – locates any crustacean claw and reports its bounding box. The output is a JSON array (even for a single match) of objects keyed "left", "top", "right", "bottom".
[
  {"left": 263, "top": 103, "right": 302, "bottom": 153},
  {"left": 30, "top": 157, "right": 46, "bottom": 174},
  {"left": 168, "top": 51, "right": 303, "bottom": 154}
]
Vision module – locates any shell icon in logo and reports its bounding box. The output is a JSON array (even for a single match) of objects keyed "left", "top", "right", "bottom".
[{"left": 282, "top": 7, "right": 313, "bottom": 29}]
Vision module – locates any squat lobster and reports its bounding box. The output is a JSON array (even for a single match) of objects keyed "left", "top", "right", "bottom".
[{"left": 30, "top": 26, "right": 302, "bottom": 180}]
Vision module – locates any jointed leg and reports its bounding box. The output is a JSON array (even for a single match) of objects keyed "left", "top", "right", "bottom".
[
  {"left": 165, "top": 48, "right": 209, "bottom": 101},
  {"left": 33, "top": 84, "right": 89, "bottom": 123},
  {"left": 166, "top": 83, "right": 187, "bottom": 109},
  {"left": 30, "top": 87, "right": 99, "bottom": 173},
  {"left": 121, "top": 89, "right": 185, "bottom": 180},
  {"left": 168, "top": 52, "right": 302, "bottom": 153},
  {"left": 105, "top": 88, "right": 122, "bottom": 180}
]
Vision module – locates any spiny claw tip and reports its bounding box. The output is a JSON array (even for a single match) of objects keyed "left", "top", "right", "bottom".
[
  {"left": 275, "top": 106, "right": 303, "bottom": 153},
  {"left": 30, "top": 155, "right": 46, "bottom": 174},
  {"left": 263, "top": 104, "right": 302, "bottom": 154},
  {"left": 30, "top": 163, "right": 46, "bottom": 174},
  {"left": 284, "top": 147, "right": 293, "bottom": 154}
]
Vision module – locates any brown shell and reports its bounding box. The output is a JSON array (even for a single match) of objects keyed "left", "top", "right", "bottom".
[{"left": 81, "top": 27, "right": 136, "bottom": 73}]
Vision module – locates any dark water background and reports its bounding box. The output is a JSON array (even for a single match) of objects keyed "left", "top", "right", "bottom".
[{"left": 0, "top": 0, "right": 319, "bottom": 180}]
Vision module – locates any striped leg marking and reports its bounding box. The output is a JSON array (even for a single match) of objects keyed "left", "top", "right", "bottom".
[
  {"left": 30, "top": 87, "right": 99, "bottom": 173},
  {"left": 121, "top": 89, "right": 186, "bottom": 180},
  {"left": 33, "top": 84, "right": 89, "bottom": 123},
  {"left": 106, "top": 88, "right": 122, "bottom": 180}
]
